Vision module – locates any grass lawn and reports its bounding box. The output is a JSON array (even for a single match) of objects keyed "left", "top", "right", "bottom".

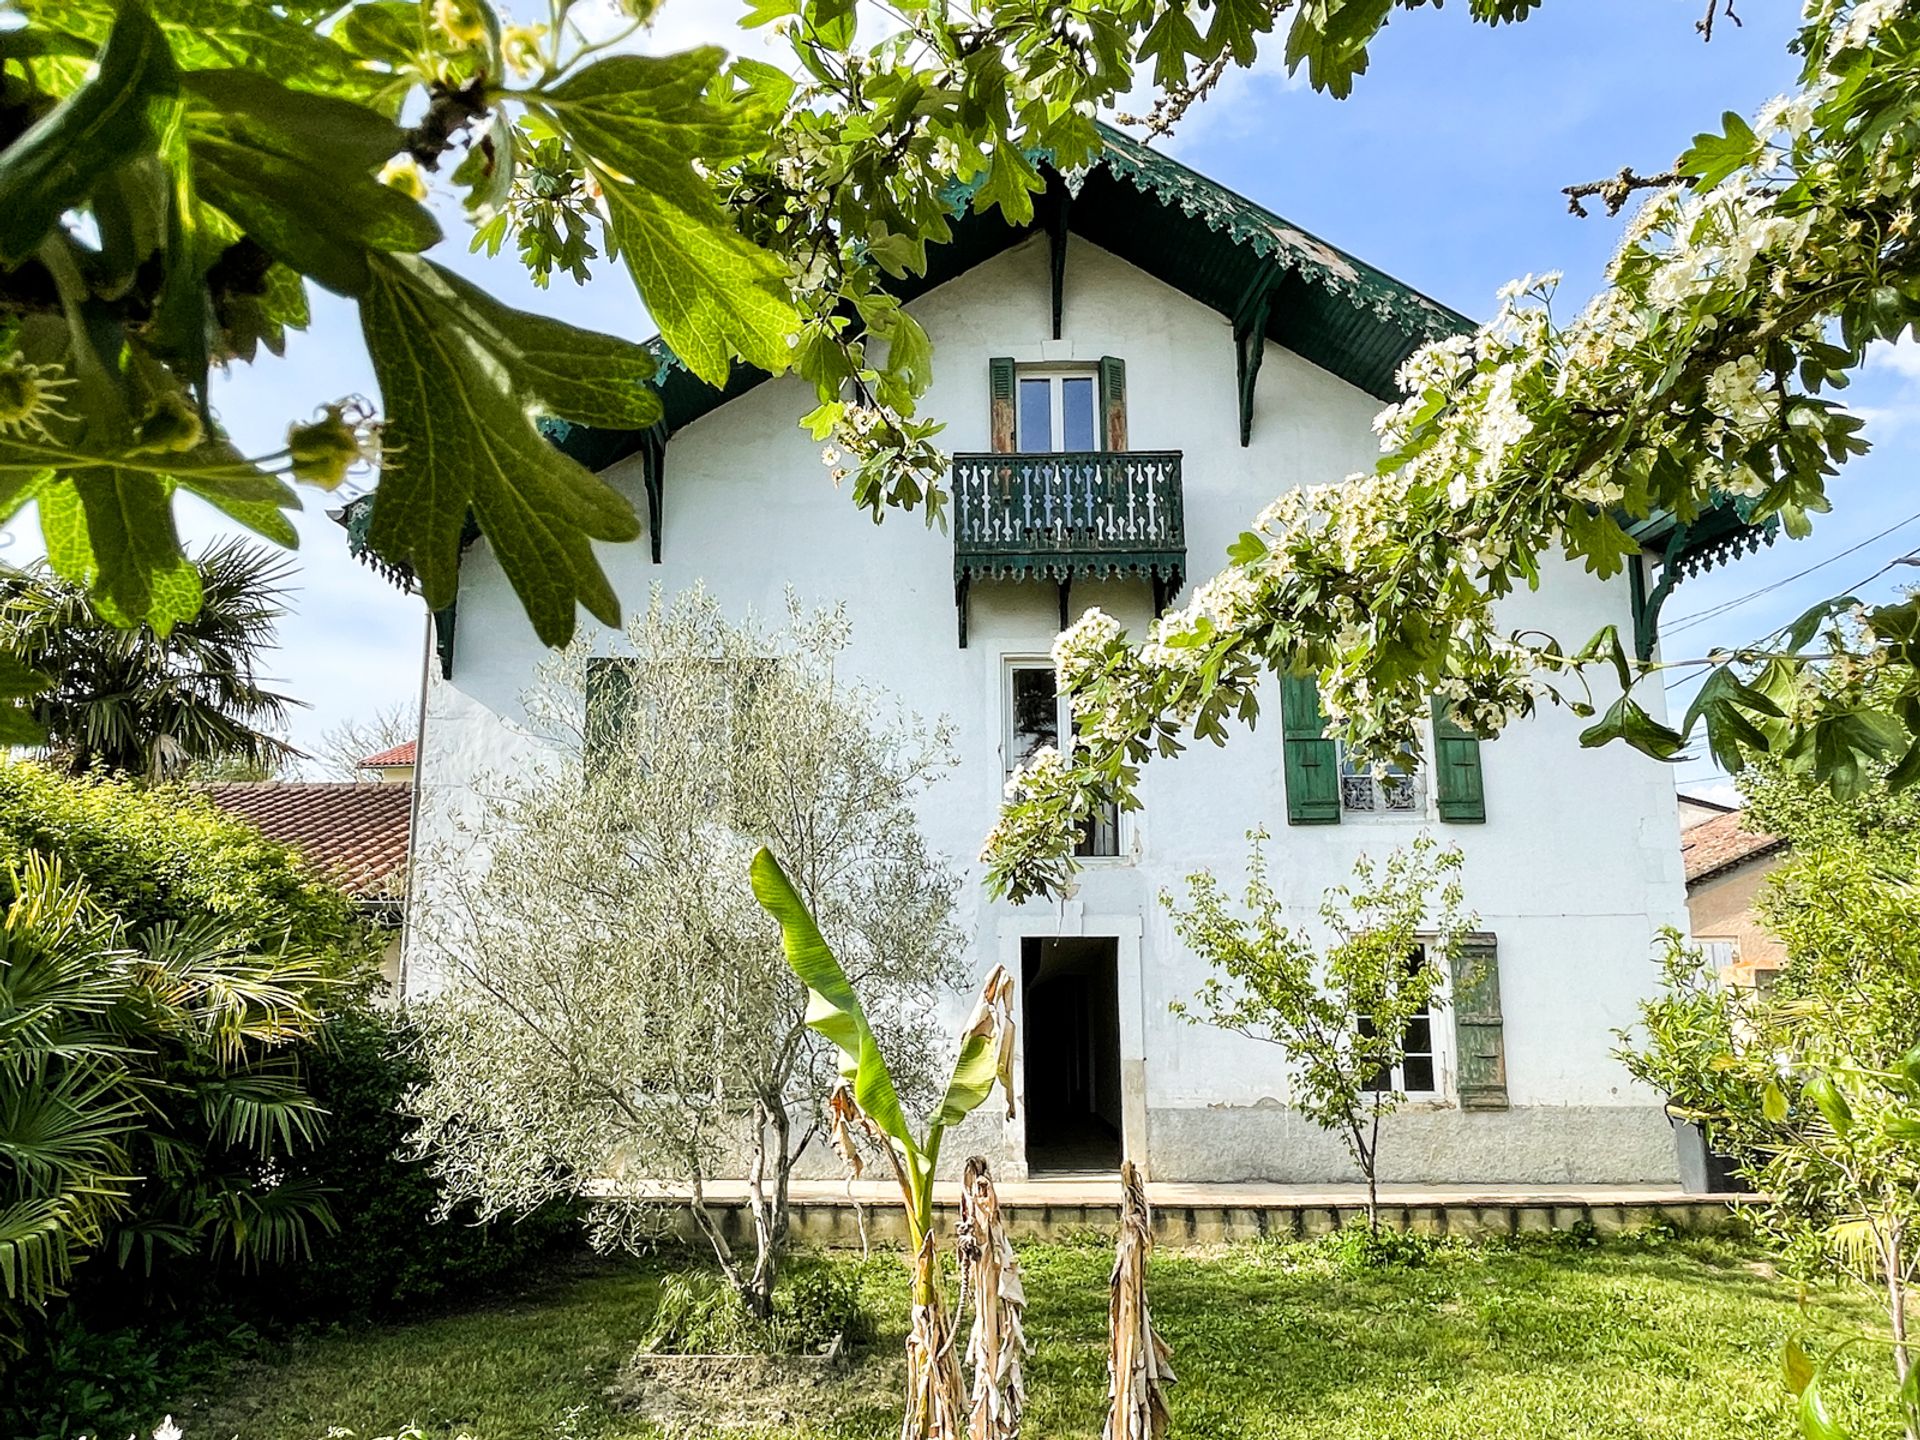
[{"left": 185, "top": 1232, "right": 1895, "bottom": 1440}]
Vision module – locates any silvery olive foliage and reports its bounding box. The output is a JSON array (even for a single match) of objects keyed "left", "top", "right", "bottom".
[{"left": 405, "top": 588, "right": 963, "bottom": 1318}]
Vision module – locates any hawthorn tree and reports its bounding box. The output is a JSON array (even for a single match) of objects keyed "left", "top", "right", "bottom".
[
  {"left": 4, "top": 0, "right": 1917, "bottom": 872},
  {"left": 987, "top": 0, "right": 1920, "bottom": 900}
]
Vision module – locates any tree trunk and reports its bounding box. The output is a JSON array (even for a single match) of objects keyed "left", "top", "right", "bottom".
[
  {"left": 742, "top": 1098, "right": 782, "bottom": 1320},
  {"left": 1888, "top": 1224, "right": 1916, "bottom": 1440}
]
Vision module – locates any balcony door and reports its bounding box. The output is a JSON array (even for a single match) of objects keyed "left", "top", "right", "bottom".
[{"left": 1017, "top": 369, "right": 1099, "bottom": 453}]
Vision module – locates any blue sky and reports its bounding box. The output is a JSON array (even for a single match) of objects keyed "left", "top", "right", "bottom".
[{"left": 6, "top": 0, "right": 1913, "bottom": 801}]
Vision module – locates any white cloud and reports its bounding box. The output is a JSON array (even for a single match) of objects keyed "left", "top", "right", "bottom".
[{"left": 1848, "top": 334, "right": 1920, "bottom": 439}]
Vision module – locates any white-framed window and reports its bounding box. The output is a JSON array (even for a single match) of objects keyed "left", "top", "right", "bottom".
[
  {"left": 1004, "top": 659, "right": 1120, "bottom": 858},
  {"left": 1695, "top": 938, "right": 1739, "bottom": 972},
  {"left": 1338, "top": 744, "right": 1425, "bottom": 816},
  {"left": 1016, "top": 367, "right": 1100, "bottom": 453},
  {"left": 1361, "top": 946, "right": 1439, "bottom": 1096}
]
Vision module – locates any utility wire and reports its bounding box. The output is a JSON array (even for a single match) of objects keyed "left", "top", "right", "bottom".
[
  {"left": 1662, "top": 508, "right": 1920, "bottom": 636},
  {"left": 1662, "top": 542, "right": 1920, "bottom": 689}
]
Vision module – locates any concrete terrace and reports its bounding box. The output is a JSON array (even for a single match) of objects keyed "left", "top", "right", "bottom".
[{"left": 613, "top": 1180, "right": 1754, "bottom": 1248}]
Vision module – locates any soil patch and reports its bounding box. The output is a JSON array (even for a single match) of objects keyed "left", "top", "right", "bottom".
[{"left": 609, "top": 1346, "right": 904, "bottom": 1434}]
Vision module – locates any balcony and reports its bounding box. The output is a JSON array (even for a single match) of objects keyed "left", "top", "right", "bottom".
[{"left": 952, "top": 450, "right": 1185, "bottom": 645}]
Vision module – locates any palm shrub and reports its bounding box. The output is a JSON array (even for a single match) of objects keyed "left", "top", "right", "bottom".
[
  {"left": 0, "top": 856, "right": 333, "bottom": 1357},
  {"left": 0, "top": 541, "right": 299, "bottom": 781}
]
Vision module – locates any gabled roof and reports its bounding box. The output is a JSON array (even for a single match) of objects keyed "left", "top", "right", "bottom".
[
  {"left": 359, "top": 740, "right": 416, "bottom": 769},
  {"left": 546, "top": 122, "right": 1470, "bottom": 472},
  {"left": 202, "top": 782, "right": 412, "bottom": 902},
  {"left": 1682, "top": 810, "right": 1787, "bottom": 887}
]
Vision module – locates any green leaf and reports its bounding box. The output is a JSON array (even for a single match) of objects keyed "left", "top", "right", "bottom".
[
  {"left": 357, "top": 254, "right": 648, "bottom": 645},
  {"left": 0, "top": 2, "right": 179, "bottom": 265},
  {"left": 1762, "top": 1081, "right": 1790, "bottom": 1125},
  {"left": 1797, "top": 1375, "right": 1851, "bottom": 1440},
  {"left": 1895, "top": 1042, "right": 1920, "bottom": 1095},
  {"left": 1783, "top": 1337, "right": 1815, "bottom": 1396},
  {"left": 332, "top": 1, "right": 422, "bottom": 69},
  {"left": 1682, "top": 111, "right": 1761, "bottom": 189},
  {"left": 184, "top": 69, "right": 439, "bottom": 297},
  {"left": 1803, "top": 1072, "right": 1853, "bottom": 1137},
  {"left": 1578, "top": 692, "right": 1686, "bottom": 761},
  {"left": 537, "top": 50, "right": 798, "bottom": 386},
  {"left": 21, "top": 0, "right": 375, "bottom": 101},
  {"left": 68, "top": 467, "right": 201, "bottom": 630},
  {"left": 1284, "top": 0, "right": 1394, "bottom": 99}
]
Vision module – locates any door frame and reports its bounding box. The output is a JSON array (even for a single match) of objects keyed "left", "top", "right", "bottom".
[{"left": 996, "top": 911, "right": 1148, "bottom": 1180}]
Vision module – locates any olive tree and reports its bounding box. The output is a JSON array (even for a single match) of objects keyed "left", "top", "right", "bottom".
[
  {"left": 407, "top": 588, "right": 961, "bottom": 1320},
  {"left": 1163, "top": 831, "right": 1469, "bottom": 1232}
]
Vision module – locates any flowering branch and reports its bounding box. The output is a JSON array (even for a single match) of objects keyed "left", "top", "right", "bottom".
[{"left": 983, "top": 0, "right": 1920, "bottom": 904}]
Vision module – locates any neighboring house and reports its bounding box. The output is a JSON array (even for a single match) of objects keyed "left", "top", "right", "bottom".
[
  {"left": 345, "top": 129, "right": 1768, "bottom": 1185},
  {"left": 358, "top": 740, "right": 416, "bottom": 784},
  {"left": 1678, "top": 793, "right": 1737, "bottom": 833},
  {"left": 1681, "top": 805, "right": 1788, "bottom": 990},
  {"left": 202, "top": 780, "right": 413, "bottom": 992}
]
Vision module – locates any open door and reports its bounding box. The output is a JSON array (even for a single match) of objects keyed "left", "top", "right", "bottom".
[{"left": 1021, "top": 936, "right": 1123, "bottom": 1174}]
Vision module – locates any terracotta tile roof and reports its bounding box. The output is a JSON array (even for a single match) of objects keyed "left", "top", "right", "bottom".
[
  {"left": 1682, "top": 810, "right": 1787, "bottom": 887},
  {"left": 359, "top": 740, "right": 416, "bottom": 769},
  {"left": 202, "top": 782, "right": 411, "bottom": 901}
]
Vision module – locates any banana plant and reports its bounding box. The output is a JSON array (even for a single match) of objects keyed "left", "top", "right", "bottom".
[
  {"left": 749, "top": 846, "right": 1014, "bottom": 1253},
  {"left": 750, "top": 846, "right": 1016, "bottom": 1438}
]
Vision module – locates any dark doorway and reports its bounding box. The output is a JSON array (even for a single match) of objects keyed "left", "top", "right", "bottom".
[{"left": 1021, "top": 936, "right": 1123, "bottom": 1174}]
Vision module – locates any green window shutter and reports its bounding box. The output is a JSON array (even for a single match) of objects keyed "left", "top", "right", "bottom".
[
  {"left": 1098, "top": 355, "right": 1128, "bottom": 451},
  {"left": 584, "top": 658, "right": 636, "bottom": 776},
  {"left": 1280, "top": 670, "right": 1339, "bottom": 825},
  {"left": 1450, "top": 932, "right": 1508, "bottom": 1110},
  {"left": 1432, "top": 698, "right": 1486, "bottom": 823},
  {"left": 989, "top": 357, "right": 1016, "bottom": 453}
]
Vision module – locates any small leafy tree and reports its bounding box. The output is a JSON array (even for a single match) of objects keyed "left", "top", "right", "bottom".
[
  {"left": 0, "top": 540, "right": 299, "bottom": 781},
  {"left": 1624, "top": 847, "right": 1920, "bottom": 1440},
  {"left": 1163, "top": 832, "right": 1468, "bottom": 1231},
  {"left": 408, "top": 590, "right": 961, "bottom": 1321}
]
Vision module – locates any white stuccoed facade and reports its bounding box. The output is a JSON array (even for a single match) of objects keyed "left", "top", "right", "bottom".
[{"left": 401, "top": 223, "right": 1692, "bottom": 1186}]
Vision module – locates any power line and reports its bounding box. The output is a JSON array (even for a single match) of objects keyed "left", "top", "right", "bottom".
[
  {"left": 1662, "top": 508, "right": 1920, "bottom": 636},
  {"left": 1662, "top": 541, "right": 1920, "bottom": 689}
]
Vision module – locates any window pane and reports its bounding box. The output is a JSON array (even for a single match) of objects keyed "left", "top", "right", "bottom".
[
  {"left": 1018, "top": 378, "right": 1052, "bottom": 452},
  {"left": 1402, "top": 1055, "right": 1436, "bottom": 1092},
  {"left": 1062, "top": 376, "right": 1097, "bottom": 451},
  {"left": 1009, "top": 666, "right": 1060, "bottom": 769},
  {"left": 1402, "top": 1016, "right": 1432, "bottom": 1054}
]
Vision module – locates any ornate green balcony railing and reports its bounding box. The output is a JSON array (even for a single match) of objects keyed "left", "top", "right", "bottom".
[{"left": 952, "top": 450, "right": 1185, "bottom": 645}]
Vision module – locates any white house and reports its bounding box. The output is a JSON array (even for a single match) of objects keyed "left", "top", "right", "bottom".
[{"left": 351, "top": 129, "right": 1766, "bottom": 1187}]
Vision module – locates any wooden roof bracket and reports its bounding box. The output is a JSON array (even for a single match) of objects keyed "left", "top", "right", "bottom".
[
  {"left": 1046, "top": 187, "right": 1073, "bottom": 341},
  {"left": 1233, "top": 272, "right": 1281, "bottom": 448}
]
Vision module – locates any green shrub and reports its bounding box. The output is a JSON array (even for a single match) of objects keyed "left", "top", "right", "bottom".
[
  {"left": 265, "top": 1006, "right": 583, "bottom": 1316},
  {"left": 0, "top": 1306, "right": 256, "bottom": 1440},
  {"left": 0, "top": 760, "right": 369, "bottom": 966},
  {"left": 641, "top": 1261, "right": 876, "bottom": 1355},
  {"left": 1326, "top": 1220, "right": 1445, "bottom": 1272},
  {"left": 775, "top": 1258, "right": 875, "bottom": 1349}
]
